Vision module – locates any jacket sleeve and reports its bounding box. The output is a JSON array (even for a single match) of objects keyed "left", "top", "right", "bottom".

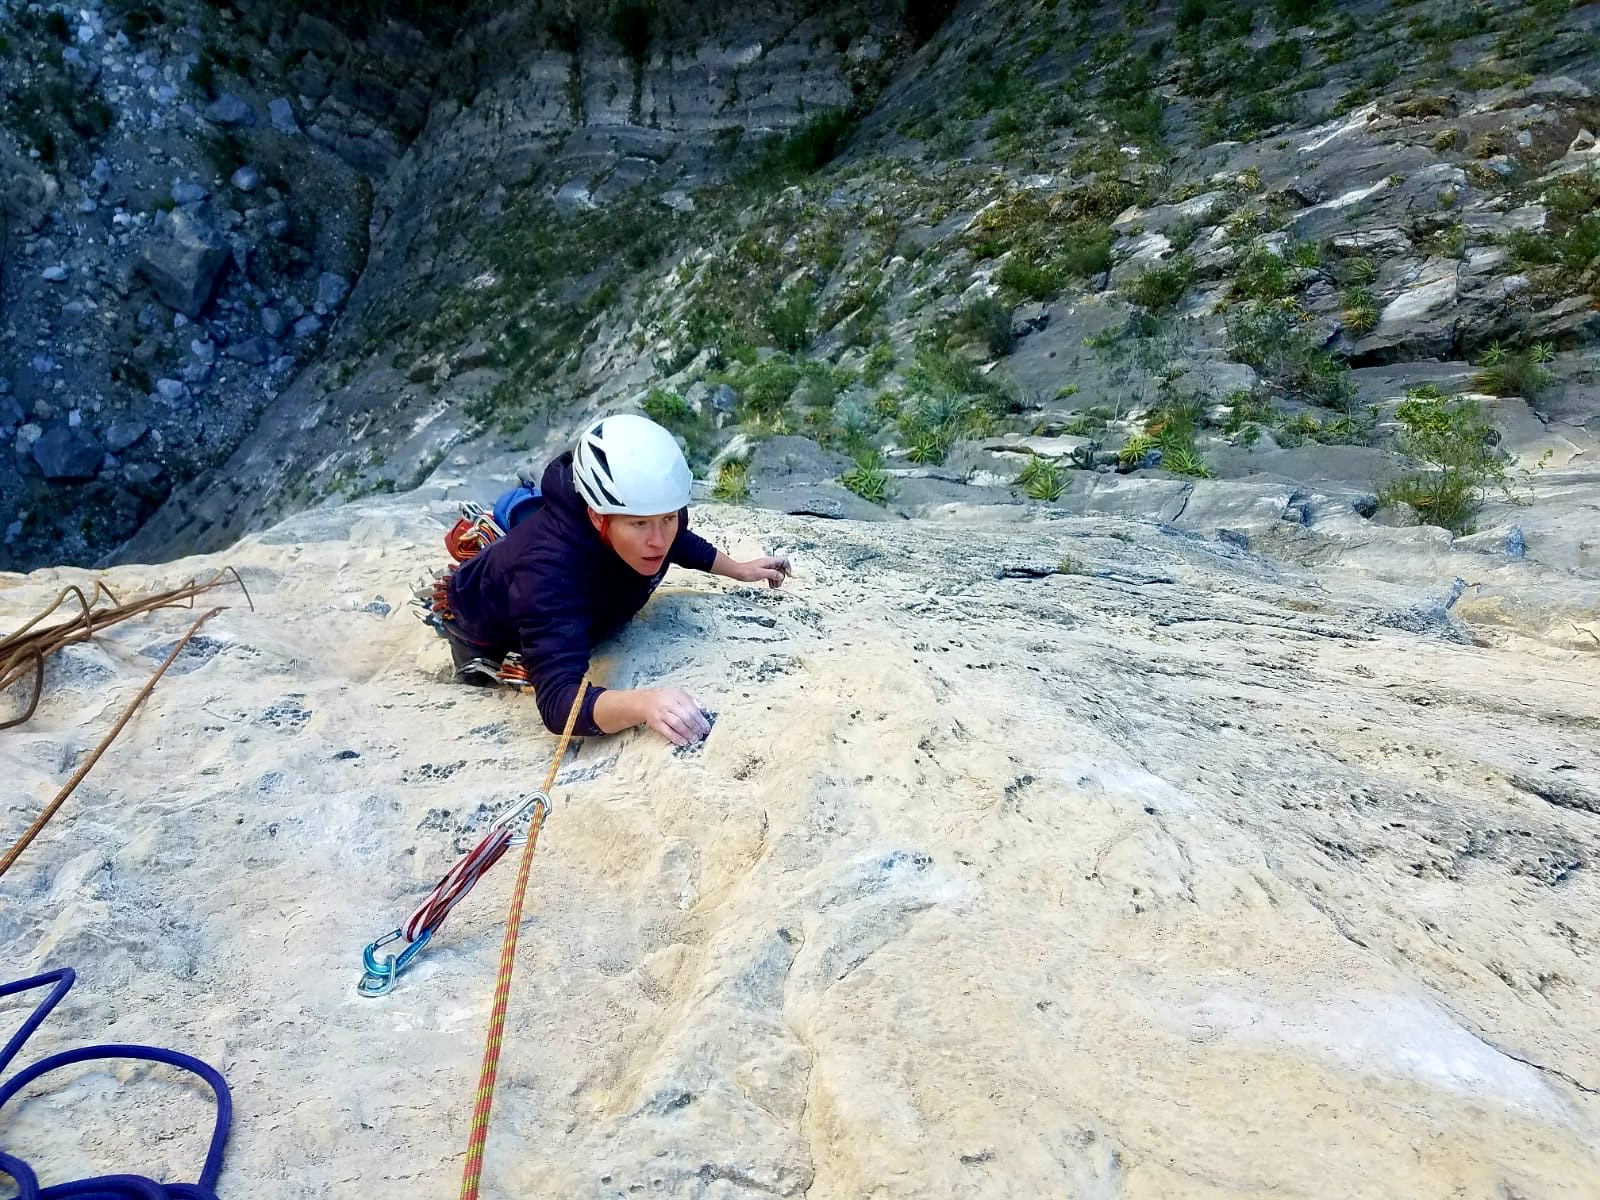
[
  {"left": 669, "top": 512, "right": 719, "bottom": 572},
  {"left": 508, "top": 557, "right": 607, "bottom": 737}
]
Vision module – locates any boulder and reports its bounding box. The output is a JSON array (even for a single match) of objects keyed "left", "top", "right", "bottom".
[
  {"left": 204, "top": 93, "right": 254, "bottom": 126},
  {"left": 137, "top": 210, "right": 231, "bottom": 318},
  {"left": 31, "top": 426, "right": 103, "bottom": 480},
  {"left": 315, "top": 272, "right": 351, "bottom": 313},
  {"left": 454, "top": 339, "right": 493, "bottom": 370},
  {"left": 225, "top": 337, "right": 271, "bottom": 365},
  {"left": 744, "top": 436, "right": 894, "bottom": 521},
  {"left": 982, "top": 434, "right": 1091, "bottom": 460},
  {"left": 1010, "top": 301, "right": 1050, "bottom": 339},
  {"left": 268, "top": 98, "right": 300, "bottom": 135},
  {"left": 103, "top": 419, "right": 148, "bottom": 452},
  {"left": 291, "top": 13, "right": 350, "bottom": 58},
  {"left": 286, "top": 61, "right": 331, "bottom": 101}
]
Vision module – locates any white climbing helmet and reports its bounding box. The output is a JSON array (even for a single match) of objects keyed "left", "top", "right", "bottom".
[{"left": 571, "top": 412, "right": 693, "bottom": 515}]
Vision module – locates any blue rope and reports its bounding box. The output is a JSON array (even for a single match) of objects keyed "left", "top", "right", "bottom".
[{"left": 0, "top": 968, "right": 232, "bottom": 1199}]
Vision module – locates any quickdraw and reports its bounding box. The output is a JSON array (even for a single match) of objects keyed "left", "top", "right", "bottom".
[{"left": 357, "top": 790, "right": 553, "bottom": 997}]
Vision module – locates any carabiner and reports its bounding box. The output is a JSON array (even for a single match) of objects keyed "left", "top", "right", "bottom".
[
  {"left": 357, "top": 927, "right": 433, "bottom": 998},
  {"left": 488, "top": 790, "right": 552, "bottom": 847}
]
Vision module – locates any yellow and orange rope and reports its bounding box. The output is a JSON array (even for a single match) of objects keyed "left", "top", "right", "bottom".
[{"left": 458, "top": 670, "right": 592, "bottom": 1199}]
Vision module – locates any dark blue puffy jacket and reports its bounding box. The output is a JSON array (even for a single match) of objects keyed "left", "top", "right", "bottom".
[{"left": 446, "top": 451, "right": 718, "bottom": 735}]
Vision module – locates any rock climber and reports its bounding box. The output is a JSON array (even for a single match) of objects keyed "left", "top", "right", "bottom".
[{"left": 441, "top": 413, "right": 791, "bottom": 747}]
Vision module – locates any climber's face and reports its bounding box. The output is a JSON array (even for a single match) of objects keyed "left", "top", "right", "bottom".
[{"left": 589, "top": 508, "right": 679, "bottom": 575}]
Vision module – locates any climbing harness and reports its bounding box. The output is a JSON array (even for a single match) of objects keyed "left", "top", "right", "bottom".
[
  {"left": 413, "top": 498, "right": 542, "bottom": 689},
  {"left": 2, "top": 591, "right": 247, "bottom": 879},
  {"left": 443, "top": 501, "right": 506, "bottom": 565},
  {"left": 356, "top": 788, "right": 553, "bottom": 997},
  {"left": 0, "top": 967, "right": 232, "bottom": 1198},
  {"left": 455, "top": 649, "right": 534, "bottom": 689}
]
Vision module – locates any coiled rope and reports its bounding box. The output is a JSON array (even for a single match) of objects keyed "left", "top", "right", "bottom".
[
  {"left": 0, "top": 567, "right": 252, "bottom": 730},
  {"left": 0, "top": 967, "right": 232, "bottom": 1199}
]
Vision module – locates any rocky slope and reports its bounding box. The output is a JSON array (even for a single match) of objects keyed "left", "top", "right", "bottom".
[
  {"left": 3, "top": 480, "right": 1599, "bottom": 1196},
  {"left": 3, "top": 0, "right": 1597, "bottom": 581},
  {"left": 0, "top": 0, "right": 910, "bottom": 570}
]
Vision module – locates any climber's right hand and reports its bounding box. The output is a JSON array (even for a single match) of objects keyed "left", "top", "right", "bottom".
[{"left": 641, "top": 687, "right": 711, "bottom": 747}]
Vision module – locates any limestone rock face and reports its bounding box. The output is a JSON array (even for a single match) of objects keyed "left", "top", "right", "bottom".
[{"left": 2, "top": 497, "right": 1597, "bottom": 1197}]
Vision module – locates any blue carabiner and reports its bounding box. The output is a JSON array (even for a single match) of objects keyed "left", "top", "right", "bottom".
[{"left": 357, "top": 927, "right": 433, "bottom": 998}]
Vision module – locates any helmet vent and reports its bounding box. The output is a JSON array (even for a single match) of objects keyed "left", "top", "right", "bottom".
[{"left": 591, "top": 473, "right": 621, "bottom": 507}]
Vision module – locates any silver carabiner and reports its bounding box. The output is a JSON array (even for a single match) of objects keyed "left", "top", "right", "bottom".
[{"left": 488, "top": 790, "right": 552, "bottom": 847}]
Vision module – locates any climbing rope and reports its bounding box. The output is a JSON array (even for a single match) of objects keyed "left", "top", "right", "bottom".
[
  {"left": 0, "top": 566, "right": 252, "bottom": 730},
  {"left": 357, "top": 674, "right": 592, "bottom": 992},
  {"left": 459, "top": 673, "right": 592, "bottom": 1200},
  {"left": 0, "top": 967, "right": 232, "bottom": 1198},
  {"left": 0, "top": 605, "right": 226, "bottom": 880}
]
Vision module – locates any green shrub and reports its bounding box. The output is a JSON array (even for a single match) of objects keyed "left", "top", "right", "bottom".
[
  {"left": 712, "top": 458, "right": 750, "bottom": 503},
  {"left": 862, "top": 341, "right": 896, "bottom": 386},
  {"left": 1474, "top": 341, "right": 1553, "bottom": 397},
  {"left": 997, "top": 254, "right": 1059, "bottom": 300},
  {"left": 1058, "top": 224, "right": 1115, "bottom": 277},
  {"left": 792, "top": 361, "right": 840, "bottom": 410},
  {"left": 1160, "top": 445, "right": 1213, "bottom": 477},
  {"left": 1126, "top": 256, "right": 1195, "bottom": 311},
  {"left": 1226, "top": 302, "right": 1353, "bottom": 408},
  {"left": 1379, "top": 392, "right": 1511, "bottom": 533},
  {"left": 760, "top": 286, "right": 816, "bottom": 352},
  {"left": 1167, "top": 214, "right": 1205, "bottom": 252},
  {"left": 1061, "top": 407, "right": 1111, "bottom": 436},
  {"left": 642, "top": 386, "right": 690, "bottom": 425},
  {"left": 1341, "top": 286, "right": 1379, "bottom": 334},
  {"left": 1230, "top": 245, "right": 1296, "bottom": 301},
  {"left": 729, "top": 356, "right": 800, "bottom": 419},
  {"left": 895, "top": 356, "right": 1003, "bottom": 464},
  {"left": 1564, "top": 214, "right": 1600, "bottom": 274},
  {"left": 952, "top": 296, "right": 1015, "bottom": 357},
  {"left": 1504, "top": 230, "right": 1555, "bottom": 267},
  {"left": 750, "top": 108, "right": 855, "bottom": 180},
  {"left": 1545, "top": 171, "right": 1600, "bottom": 221},
  {"left": 1342, "top": 255, "right": 1379, "bottom": 285},
  {"left": 1222, "top": 388, "right": 1278, "bottom": 436},
  {"left": 1016, "top": 454, "right": 1066, "bottom": 500},
  {"left": 1118, "top": 433, "right": 1157, "bottom": 467},
  {"left": 842, "top": 451, "right": 891, "bottom": 503}
]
